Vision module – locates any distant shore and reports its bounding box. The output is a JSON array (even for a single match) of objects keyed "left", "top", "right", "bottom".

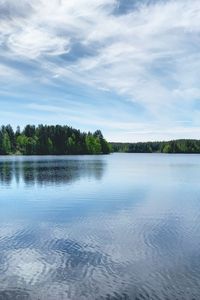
[{"left": 110, "top": 139, "right": 200, "bottom": 154}]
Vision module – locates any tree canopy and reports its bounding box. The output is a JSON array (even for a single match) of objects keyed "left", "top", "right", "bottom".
[
  {"left": 111, "top": 140, "right": 200, "bottom": 154},
  {"left": 0, "top": 125, "right": 111, "bottom": 155}
]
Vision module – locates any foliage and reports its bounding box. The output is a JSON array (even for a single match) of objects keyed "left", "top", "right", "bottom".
[
  {"left": 0, "top": 125, "right": 110, "bottom": 155},
  {"left": 110, "top": 140, "right": 200, "bottom": 154}
]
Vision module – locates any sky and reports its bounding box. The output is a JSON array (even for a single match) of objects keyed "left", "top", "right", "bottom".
[{"left": 0, "top": 0, "right": 200, "bottom": 142}]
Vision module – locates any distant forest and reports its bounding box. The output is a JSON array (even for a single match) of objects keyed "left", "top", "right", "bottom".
[
  {"left": 111, "top": 140, "right": 200, "bottom": 154},
  {"left": 0, "top": 125, "right": 111, "bottom": 155}
]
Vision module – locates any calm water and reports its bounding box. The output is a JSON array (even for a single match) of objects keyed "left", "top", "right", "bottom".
[{"left": 0, "top": 154, "right": 200, "bottom": 299}]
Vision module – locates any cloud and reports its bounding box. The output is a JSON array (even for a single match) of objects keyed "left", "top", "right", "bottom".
[
  {"left": 8, "top": 27, "right": 70, "bottom": 59},
  {"left": 0, "top": 0, "right": 34, "bottom": 19},
  {"left": 1, "top": 0, "right": 200, "bottom": 140}
]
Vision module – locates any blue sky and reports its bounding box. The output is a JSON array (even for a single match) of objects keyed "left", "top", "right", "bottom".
[{"left": 0, "top": 0, "right": 200, "bottom": 141}]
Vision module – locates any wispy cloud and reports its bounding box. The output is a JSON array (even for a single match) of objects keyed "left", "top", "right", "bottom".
[{"left": 0, "top": 0, "right": 200, "bottom": 140}]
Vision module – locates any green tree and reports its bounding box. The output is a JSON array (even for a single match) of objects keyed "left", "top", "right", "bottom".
[
  {"left": 0, "top": 124, "right": 111, "bottom": 155},
  {"left": 86, "top": 135, "right": 101, "bottom": 154},
  {"left": 2, "top": 132, "right": 11, "bottom": 154}
]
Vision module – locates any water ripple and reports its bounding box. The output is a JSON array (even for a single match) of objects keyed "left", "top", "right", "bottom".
[{"left": 0, "top": 154, "right": 200, "bottom": 299}]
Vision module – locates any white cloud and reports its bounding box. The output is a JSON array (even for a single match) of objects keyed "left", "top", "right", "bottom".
[
  {"left": 8, "top": 27, "right": 70, "bottom": 59},
  {"left": 1, "top": 0, "right": 200, "bottom": 139}
]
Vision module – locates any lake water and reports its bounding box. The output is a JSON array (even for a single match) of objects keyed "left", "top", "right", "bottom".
[{"left": 0, "top": 153, "right": 200, "bottom": 299}]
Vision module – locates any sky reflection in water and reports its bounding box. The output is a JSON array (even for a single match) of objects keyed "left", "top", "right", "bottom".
[{"left": 0, "top": 154, "right": 200, "bottom": 299}]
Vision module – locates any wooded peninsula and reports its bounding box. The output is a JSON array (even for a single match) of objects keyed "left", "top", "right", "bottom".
[{"left": 0, "top": 125, "right": 111, "bottom": 155}]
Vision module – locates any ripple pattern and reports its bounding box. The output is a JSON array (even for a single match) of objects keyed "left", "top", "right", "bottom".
[{"left": 0, "top": 154, "right": 200, "bottom": 299}]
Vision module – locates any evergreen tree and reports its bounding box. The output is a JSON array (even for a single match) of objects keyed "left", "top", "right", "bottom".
[
  {"left": 0, "top": 124, "right": 111, "bottom": 155},
  {"left": 2, "top": 132, "right": 11, "bottom": 154}
]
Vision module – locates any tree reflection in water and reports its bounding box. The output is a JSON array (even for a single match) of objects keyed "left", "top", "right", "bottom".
[{"left": 0, "top": 157, "right": 106, "bottom": 187}]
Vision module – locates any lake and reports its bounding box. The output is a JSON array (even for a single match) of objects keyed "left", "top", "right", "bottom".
[{"left": 0, "top": 153, "right": 200, "bottom": 299}]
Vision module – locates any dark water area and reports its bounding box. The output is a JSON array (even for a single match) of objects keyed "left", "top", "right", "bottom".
[{"left": 0, "top": 154, "right": 200, "bottom": 299}]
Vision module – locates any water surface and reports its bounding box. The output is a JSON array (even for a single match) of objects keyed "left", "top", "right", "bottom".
[{"left": 0, "top": 153, "right": 200, "bottom": 299}]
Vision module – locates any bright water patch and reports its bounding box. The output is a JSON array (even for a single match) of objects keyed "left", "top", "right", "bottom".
[{"left": 0, "top": 154, "right": 200, "bottom": 299}]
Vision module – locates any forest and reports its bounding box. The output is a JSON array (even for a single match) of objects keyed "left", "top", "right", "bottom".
[
  {"left": 0, "top": 125, "right": 111, "bottom": 155},
  {"left": 111, "top": 140, "right": 200, "bottom": 154}
]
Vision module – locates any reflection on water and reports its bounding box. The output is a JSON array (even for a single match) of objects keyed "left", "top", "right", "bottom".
[
  {"left": 0, "top": 289, "right": 30, "bottom": 300},
  {"left": 1, "top": 154, "right": 200, "bottom": 299},
  {"left": 0, "top": 156, "right": 105, "bottom": 186}
]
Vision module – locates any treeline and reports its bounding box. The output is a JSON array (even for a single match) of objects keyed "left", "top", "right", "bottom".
[
  {"left": 111, "top": 140, "right": 200, "bottom": 153},
  {"left": 0, "top": 125, "right": 111, "bottom": 155}
]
